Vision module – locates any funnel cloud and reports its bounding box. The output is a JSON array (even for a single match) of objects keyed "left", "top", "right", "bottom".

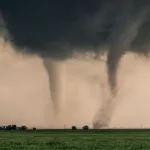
[
  {"left": 0, "top": 0, "right": 150, "bottom": 128},
  {"left": 43, "top": 59, "right": 66, "bottom": 114}
]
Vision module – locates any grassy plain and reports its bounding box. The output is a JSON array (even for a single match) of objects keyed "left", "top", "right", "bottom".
[{"left": 0, "top": 129, "right": 150, "bottom": 150}]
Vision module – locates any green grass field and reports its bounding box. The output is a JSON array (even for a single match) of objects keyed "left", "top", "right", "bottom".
[{"left": 0, "top": 129, "right": 150, "bottom": 150}]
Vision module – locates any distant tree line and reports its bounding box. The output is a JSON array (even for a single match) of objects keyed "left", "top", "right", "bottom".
[
  {"left": 0, "top": 125, "right": 28, "bottom": 131},
  {"left": 0, "top": 124, "right": 90, "bottom": 131},
  {"left": 0, "top": 125, "right": 36, "bottom": 131}
]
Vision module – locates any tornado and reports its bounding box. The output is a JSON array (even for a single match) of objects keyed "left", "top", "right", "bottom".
[
  {"left": 43, "top": 58, "right": 66, "bottom": 114},
  {"left": 93, "top": 2, "right": 149, "bottom": 128},
  {"left": 107, "top": 4, "right": 149, "bottom": 94}
]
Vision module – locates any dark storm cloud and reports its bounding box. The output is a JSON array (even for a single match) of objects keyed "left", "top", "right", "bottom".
[
  {"left": 0, "top": 0, "right": 150, "bottom": 57},
  {"left": 0, "top": 0, "right": 108, "bottom": 58}
]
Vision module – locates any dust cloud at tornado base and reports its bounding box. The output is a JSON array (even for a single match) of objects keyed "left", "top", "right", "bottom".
[{"left": 1, "top": 38, "right": 150, "bottom": 128}]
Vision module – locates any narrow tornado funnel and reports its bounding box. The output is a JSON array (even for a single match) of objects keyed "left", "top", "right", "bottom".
[
  {"left": 43, "top": 58, "right": 66, "bottom": 114},
  {"left": 107, "top": 2, "right": 149, "bottom": 94},
  {"left": 93, "top": 2, "right": 149, "bottom": 129}
]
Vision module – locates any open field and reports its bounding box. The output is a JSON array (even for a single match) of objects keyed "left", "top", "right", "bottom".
[{"left": 0, "top": 129, "right": 150, "bottom": 149}]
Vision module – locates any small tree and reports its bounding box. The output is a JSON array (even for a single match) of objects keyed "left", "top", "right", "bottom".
[
  {"left": 72, "top": 126, "right": 77, "bottom": 130},
  {"left": 82, "top": 125, "right": 89, "bottom": 130},
  {"left": 33, "top": 127, "right": 36, "bottom": 131},
  {"left": 21, "top": 126, "right": 27, "bottom": 131},
  {"left": 6, "top": 125, "right": 12, "bottom": 130},
  {"left": 12, "top": 125, "right": 17, "bottom": 130}
]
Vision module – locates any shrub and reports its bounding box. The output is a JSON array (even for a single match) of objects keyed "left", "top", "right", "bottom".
[
  {"left": 6, "top": 125, "right": 12, "bottom": 130},
  {"left": 72, "top": 126, "right": 77, "bottom": 130},
  {"left": 82, "top": 125, "right": 89, "bottom": 130},
  {"left": 21, "top": 126, "right": 27, "bottom": 130},
  {"left": 33, "top": 127, "right": 36, "bottom": 131},
  {"left": 12, "top": 125, "right": 17, "bottom": 130}
]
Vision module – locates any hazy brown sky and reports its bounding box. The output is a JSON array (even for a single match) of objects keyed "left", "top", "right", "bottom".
[{"left": 1, "top": 38, "right": 150, "bottom": 128}]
